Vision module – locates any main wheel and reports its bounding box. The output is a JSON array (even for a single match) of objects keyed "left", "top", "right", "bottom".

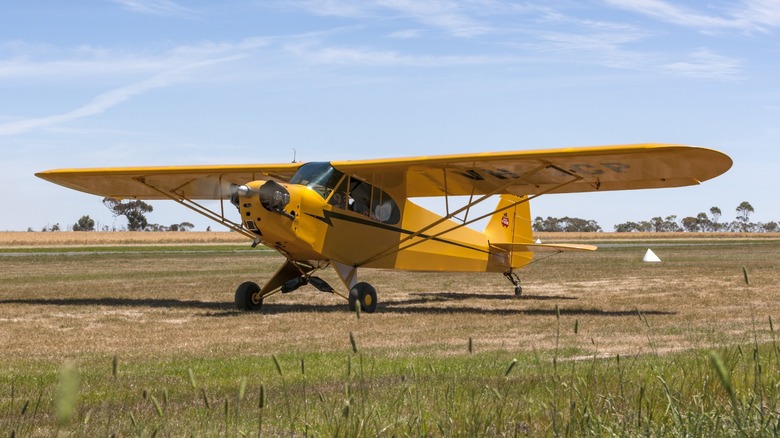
[
  {"left": 348, "top": 282, "right": 378, "bottom": 313},
  {"left": 235, "top": 281, "right": 263, "bottom": 311},
  {"left": 514, "top": 285, "right": 523, "bottom": 296}
]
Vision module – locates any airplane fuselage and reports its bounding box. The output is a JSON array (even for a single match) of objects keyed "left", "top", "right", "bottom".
[{"left": 234, "top": 162, "right": 534, "bottom": 273}]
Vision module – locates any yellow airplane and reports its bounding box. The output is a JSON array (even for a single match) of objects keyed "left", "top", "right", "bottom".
[{"left": 37, "top": 143, "right": 731, "bottom": 313}]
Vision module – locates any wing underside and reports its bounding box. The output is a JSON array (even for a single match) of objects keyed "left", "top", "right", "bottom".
[
  {"left": 36, "top": 144, "right": 732, "bottom": 201},
  {"left": 36, "top": 164, "right": 302, "bottom": 200},
  {"left": 331, "top": 143, "right": 732, "bottom": 198}
]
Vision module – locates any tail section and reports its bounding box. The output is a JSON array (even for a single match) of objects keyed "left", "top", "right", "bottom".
[
  {"left": 484, "top": 194, "right": 533, "bottom": 245},
  {"left": 484, "top": 195, "right": 596, "bottom": 270},
  {"left": 484, "top": 194, "right": 534, "bottom": 270}
]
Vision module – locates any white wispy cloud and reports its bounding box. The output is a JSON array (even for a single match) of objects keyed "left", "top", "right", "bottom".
[
  {"left": 532, "top": 29, "right": 652, "bottom": 69},
  {"left": 288, "top": 0, "right": 491, "bottom": 37},
  {"left": 112, "top": 0, "right": 196, "bottom": 17},
  {"left": 377, "top": 0, "right": 490, "bottom": 37},
  {"left": 663, "top": 49, "right": 743, "bottom": 80},
  {"left": 0, "top": 55, "right": 244, "bottom": 136},
  {"left": 0, "top": 38, "right": 272, "bottom": 136},
  {"left": 291, "top": 0, "right": 372, "bottom": 18},
  {"left": 387, "top": 29, "right": 424, "bottom": 39},
  {"left": 287, "top": 0, "right": 746, "bottom": 80},
  {"left": 603, "top": 0, "right": 780, "bottom": 33},
  {"left": 0, "top": 38, "right": 270, "bottom": 80},
  {"left": 731, "top": 0, "right": 780, "bottom": 31},
  {"left": 284, "top": 43, "right": 524, "bottom": 67}
]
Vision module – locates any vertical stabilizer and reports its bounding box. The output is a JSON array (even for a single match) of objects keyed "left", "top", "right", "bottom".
[{"left": 484, "top": 194, "right": 533, "bottom": 245}]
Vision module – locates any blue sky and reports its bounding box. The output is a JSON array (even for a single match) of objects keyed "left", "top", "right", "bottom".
[{"left": 1, "top": 0, "right": 778, "bottom": 232}]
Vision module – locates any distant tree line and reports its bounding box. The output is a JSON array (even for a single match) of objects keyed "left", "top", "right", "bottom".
[
  {"left": 32, "top": 198, "right": 196, "bottom": 232},
  {"left": 614, "top": 202, "right": 778, "bottom": 233},
  {"left": 533, "top": 216, "right": 602, "bottom": 232},
  {"left": 535, "top": 201, "right": 778, "bottom": 233},
  {"left": 33, "top": 199, "right": 776, "bottom": 234}
]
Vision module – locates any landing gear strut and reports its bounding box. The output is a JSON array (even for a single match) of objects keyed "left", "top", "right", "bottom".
[
  {"left": 504, "top": 270, "right": 523, "bottom": 296},
  {"left": 235, "top": 260, "right": 378, "bottom": 313}
]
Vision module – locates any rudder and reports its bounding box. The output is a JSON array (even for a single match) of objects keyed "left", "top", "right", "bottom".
[{"left": 483, "top": 194, "right": 533, "bottom": 245}]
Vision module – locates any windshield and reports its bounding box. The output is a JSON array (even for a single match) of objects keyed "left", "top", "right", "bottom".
[{"left": 289, "top": 162, "right": 344, "bottom": 199}]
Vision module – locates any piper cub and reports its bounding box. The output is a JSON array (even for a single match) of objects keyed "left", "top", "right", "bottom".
[{"left": 37, "top": 143, "right": 732, "bottom": 313}]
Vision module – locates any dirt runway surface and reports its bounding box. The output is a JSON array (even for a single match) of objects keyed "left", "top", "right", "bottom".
[{"left": 1, "top": 235, "right": 779, "bottom": 362}]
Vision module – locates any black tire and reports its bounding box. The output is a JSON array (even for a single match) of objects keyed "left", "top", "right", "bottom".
[
  {"left": 235, "top": 281, "right": 263, "bottom": 311},
  {"left": 514, "top": 286, "right": 523, "bottom": 296},
  {"left": 349, "top": 282, "right": 377, "bottom": 313},
  {"left": 348, "top": 287, "right": 359, "bottom": 312}
]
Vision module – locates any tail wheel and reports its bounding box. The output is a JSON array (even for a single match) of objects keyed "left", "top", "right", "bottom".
[
  {"left": 348, "top": 282, "right": 378, "bottom": 313},
  {"left": 235, "top": 281, "right": 263, "bottom": 311}
]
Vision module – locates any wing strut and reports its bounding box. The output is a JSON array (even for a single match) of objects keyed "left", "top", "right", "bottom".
[
  {"left": 133, "top": 177, "right": 257, "bottom": 240},
  {"left": 442, "top": 164, "right": 478, "bottom": 224},
  {"left": 356, "top": 164, "right": 583, "bottom": 267}
]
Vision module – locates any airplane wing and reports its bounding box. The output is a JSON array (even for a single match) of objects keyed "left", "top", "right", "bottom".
[
  {"left": 329, "top": 143, "right": 732, "bottom": 198},
  {"left": 36, "top": 144, "right": 731, "bottom": 201},
  {"left": 35, "top": 163, "right": 302, "bottom": 200}
]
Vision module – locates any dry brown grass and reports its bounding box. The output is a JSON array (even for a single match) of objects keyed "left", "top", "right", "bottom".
[{"left": 1, "top": 236, "right": 779, "bottom": 363}]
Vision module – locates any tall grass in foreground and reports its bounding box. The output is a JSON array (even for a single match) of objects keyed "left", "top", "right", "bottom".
[{"left": 4, "top": 322, "right": 780, "bottom": 436}]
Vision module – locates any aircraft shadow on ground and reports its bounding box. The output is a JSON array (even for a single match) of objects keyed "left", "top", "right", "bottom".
[
  {"left": 243, "top": 303, "right": 676, "bottom": 318},
  {"left": 0, "top": 294, "right": 675, "bottom": 318},
  {"left": 404, "top": 291, "right": 579, "bottom": 303}
]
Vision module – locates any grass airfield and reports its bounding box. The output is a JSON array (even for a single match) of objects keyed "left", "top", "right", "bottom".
[{"left": 2, "top": 232, "right": 780, "bottom": 435}]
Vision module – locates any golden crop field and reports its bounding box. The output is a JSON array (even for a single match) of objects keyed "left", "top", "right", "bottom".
[{"left": 0, "top": 231, "right": 247, "bottom": 247}]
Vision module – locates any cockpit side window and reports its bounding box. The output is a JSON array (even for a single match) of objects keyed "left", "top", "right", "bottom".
[
  {"left": 329, "top": 175, "right": 401, "bottom": 225},
  {"left": 371, "top": 186, "right": 399, "bottom": 223},
  {"left": 290, "top": 162, "right": 344, "bottom": 199},
  {"left": 292, "top": 163, "right": 401, "bottom": 224},
  {"left": 328, "top": 175, "right": 349, "bottom": 209},
  {"left": 348, "top": 180, "right": 372, "bottom": 217}
]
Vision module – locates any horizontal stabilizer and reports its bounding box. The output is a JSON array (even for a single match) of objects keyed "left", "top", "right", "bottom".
[{"left": 490, "top": 242, "right": 597, "bottom": 253}]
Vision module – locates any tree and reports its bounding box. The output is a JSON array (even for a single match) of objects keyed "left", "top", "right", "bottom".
[
  {"left": 681, "top": 216, "right": 700, "bottom": 232},
  {"left": 533, "top": 216, "right": 601, "bottom": 232},
  {"left": 763, "top": 222, "right": 779, "bottom": 233},
  {"left": 648, "top": 216, "right": 681, "bottom": 232},
  {"left": 103, "top": 197, "right": 153, "bottom": 231},
  {"left": 533, "top": 216, "right": 562, "bottom": 232},
  {"left": 736, "top": 201, "right": 754, "bottom": 223},
  {"left": 164, "top": 222, "right": 194, "bottom": 232},
  {"left": 731, "top": 201, "right": 756, "bottom": 232},
  {"left": 72, "top": 215, "right": 95, "bottom": 231},
  {"left": 559, "top": 217, "right": 601, "bottom": 232},
  {"left": 614, "top": 221, "right": 641, "bottom": 232},
  {"left": 710, "top": 206, "right": 722, "bottom": 224},
  {"left": 40, "top": 223, "right": 61, "bottom": 232},
  {"left": 682, "top": 212, "right": 713, "bottom": 232}
]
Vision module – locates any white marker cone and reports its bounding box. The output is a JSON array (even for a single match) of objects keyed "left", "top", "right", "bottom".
[
  {"left": 535, "top": 238, "right": 542, "bottom": 244},
  {"left": 643, "top": 248, "right": 661, "bottom": 262}
]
